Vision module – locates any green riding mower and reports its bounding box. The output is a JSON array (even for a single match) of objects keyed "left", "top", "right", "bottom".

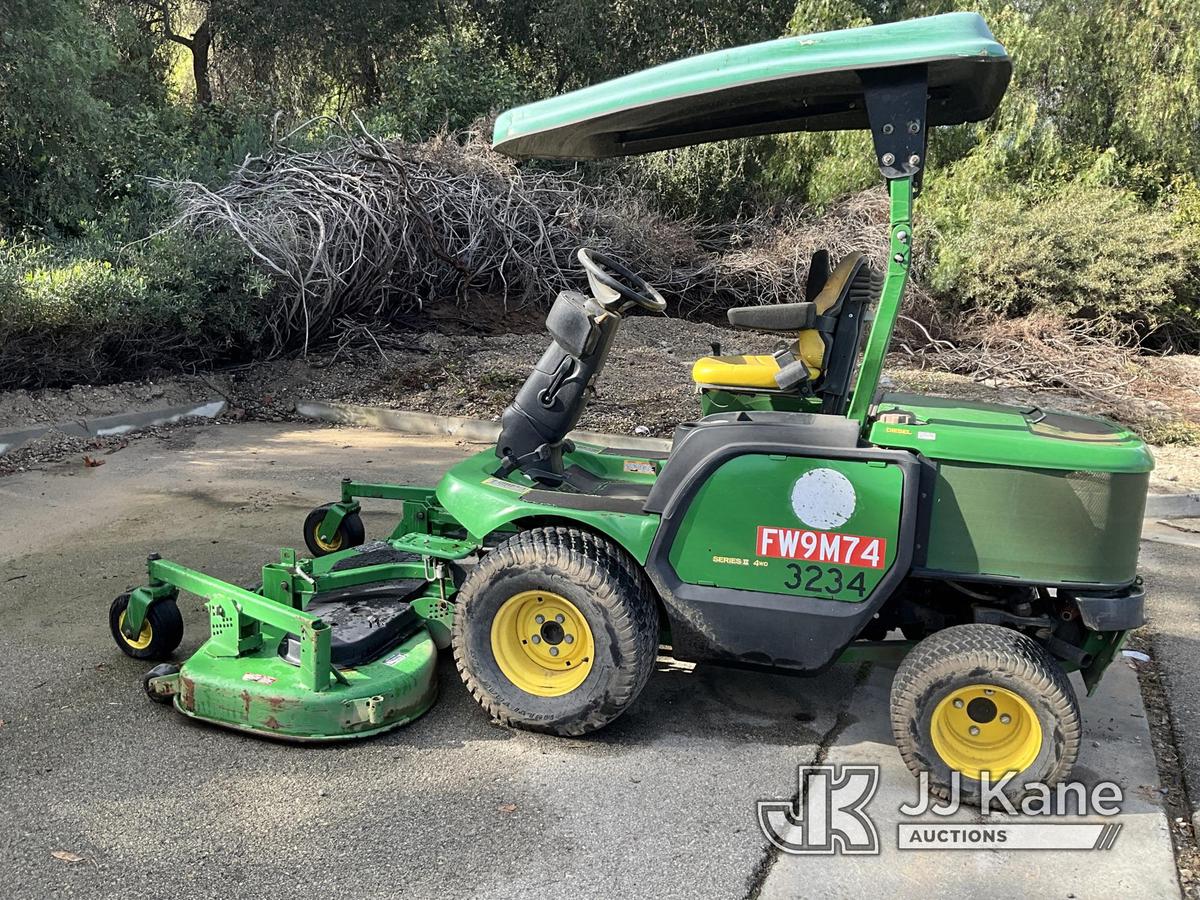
[{"left": 111, "top": 12, "right": 1149, "bottom": 802}]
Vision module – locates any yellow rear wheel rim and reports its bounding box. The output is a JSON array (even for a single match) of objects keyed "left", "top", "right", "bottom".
[
  {"left": 490, "top": 590, "right": 595, "bottom": 697},
  {"left": 312, "top": 523, "right": 343, "bottom": 553},
  {"left": 118, "top": 611, "right": 154, "bottom": 651},
  {"left": 931, "top": 683, "right": 1042, "bottom": 780}
]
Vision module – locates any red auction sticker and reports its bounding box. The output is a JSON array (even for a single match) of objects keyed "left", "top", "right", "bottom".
[{"left": 756, "top": 526, "right": 887, "bottom": 569}]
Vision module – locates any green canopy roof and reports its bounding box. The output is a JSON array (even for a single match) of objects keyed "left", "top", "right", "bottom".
[{"left": 492, "top": 13, "right": 1010, "bottom": 160}]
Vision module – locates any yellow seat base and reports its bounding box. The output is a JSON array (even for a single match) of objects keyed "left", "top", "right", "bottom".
[
  {"left": 691, "top": 353, "right": 820, "bottom": 390},
  {"left": 691, "top": 355, "right": 780, "bottom": 389}
]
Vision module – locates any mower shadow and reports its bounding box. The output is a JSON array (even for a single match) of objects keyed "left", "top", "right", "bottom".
[{"left": 152, "top": 651, "right": 870, "bottom": 756}]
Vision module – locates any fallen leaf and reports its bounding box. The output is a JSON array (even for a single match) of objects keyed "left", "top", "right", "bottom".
[
  {"left": 51, "top": 850, "right": 84, "bottom": 863},
  {"left": 82, "top": 455, "right": 105, "bottom": 468},
  {"left": 498, "top": 803, "right": 518, "bottom": 813},
  {"left": 104, "top": 440, "right": 129, "bottom": 455}
]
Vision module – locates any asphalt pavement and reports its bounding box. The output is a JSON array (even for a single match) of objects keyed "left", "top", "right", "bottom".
[{"left": 0, "top": 422, "right": 1187, "bottom": 898}]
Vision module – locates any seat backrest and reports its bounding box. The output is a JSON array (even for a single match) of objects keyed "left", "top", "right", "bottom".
[
  {"left": 805, "top": 249, "right": 830, "bottom": 302},
  {"left": 794, "top": 251, "right": 867, "bottom": 374},
  {"left": 812, "top": 258, "right": 880, "bottom": 415}
]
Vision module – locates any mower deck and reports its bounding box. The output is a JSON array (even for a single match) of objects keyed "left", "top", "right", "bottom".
[
  {"left": 133, "top": 534, "right": 471, "bottom": 740},
  {"left": 167, "top": 628, "right": 438, "bottom": 741}
]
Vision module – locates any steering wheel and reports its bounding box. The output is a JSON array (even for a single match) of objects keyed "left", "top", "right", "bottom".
[{"left": 577, "top": 248, "right": 667, "bottom": 313}]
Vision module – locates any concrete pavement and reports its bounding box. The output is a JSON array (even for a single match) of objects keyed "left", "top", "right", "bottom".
[
  {"left": 1139, "top": 537, "right": 1200, "bottom": 834},
  {"left": 757, "top": 661, "right": 1178, "bottom": 899},
  {"left": 0, "top": 422, "right": 1185, "bottom": 898}
]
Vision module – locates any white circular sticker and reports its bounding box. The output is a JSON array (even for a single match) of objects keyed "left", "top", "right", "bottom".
[{"left": 791, "top": 468, "right": 856, "bottom": 529}]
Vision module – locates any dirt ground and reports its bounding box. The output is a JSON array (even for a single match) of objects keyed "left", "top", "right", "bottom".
[{"left": 2, "top": 315, "right": 1198, "bottom": 488}]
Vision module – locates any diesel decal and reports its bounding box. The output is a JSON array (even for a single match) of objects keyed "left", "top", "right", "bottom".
[{"left": 756, "top": 526, "right": 886, "bottom": 569}]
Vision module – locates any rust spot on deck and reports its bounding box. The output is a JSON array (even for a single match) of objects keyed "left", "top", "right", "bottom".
[{"left": 180, "top": 677, "right": 196, "bottom": 711}]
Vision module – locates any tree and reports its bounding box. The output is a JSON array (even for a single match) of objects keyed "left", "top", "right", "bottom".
[
  {"left": 0, "top": 0, "right": 116, "bottom": 231},
  {"left": 141, "top": 1, "right": 213, "bottom": 104}
]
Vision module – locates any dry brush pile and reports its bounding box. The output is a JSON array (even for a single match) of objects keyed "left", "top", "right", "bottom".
[{"left": 159, "top": 120, "right": 899, "bottom": 354}]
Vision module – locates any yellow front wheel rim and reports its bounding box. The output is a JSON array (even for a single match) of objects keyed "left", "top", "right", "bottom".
[
  {"left": 491, "top": 590, "right": 595, "bottom": 697},
  {"left": 118, "top": 611, "right": 154, "bottom": 651},
  {"left": 931, "top": 683, "right": 1042, "bottom": 780},
  {"left": 312, "top": 523, "right": 343, "bottom": 553}
]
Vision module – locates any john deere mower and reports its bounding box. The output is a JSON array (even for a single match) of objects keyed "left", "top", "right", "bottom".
[{"left": 111, "top": 13, "right": 1150, "bottom": 801}]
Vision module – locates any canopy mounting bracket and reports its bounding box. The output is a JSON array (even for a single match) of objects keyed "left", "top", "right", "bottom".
[{"left": 861, "top": 64, "right": 930, "bottom": 191}]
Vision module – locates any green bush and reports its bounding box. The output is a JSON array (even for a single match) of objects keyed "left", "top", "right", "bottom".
[
  {"left": 628, "top": 139, "right": 776, "bottom": 221},
  {"left": 924, "top": 182, "right": 1200, "bottom": 341},
  {"left": 0, "top": 233, "right": 270, "bottom": 389}
]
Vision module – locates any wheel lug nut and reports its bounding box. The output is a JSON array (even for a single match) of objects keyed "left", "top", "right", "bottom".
[
  {"left": 535, "top": 614, "right": 545, "bottom": 624},
  {"left": 969, "top": 725, "right": 981, "bottom": 736},
  {"left": 555, "top": 614, "right": 565, "bottom": 623},
  {"left": 549, "top": 646, "right": 559, "bottom": 657},
  {"left": 953, "top": 699, "right": 964, "bottom": 709},
  {"left": 565, "top": 634, "right": 574, "bottom": 644},
  {"left": 1000, "top": 714, "right": 1011, "bottom": 724},
  {"left": 531, "top": 635, "right": 541, "bottom": 644}
]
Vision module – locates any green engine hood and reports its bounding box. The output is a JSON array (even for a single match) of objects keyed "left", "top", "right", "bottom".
[{"left": 868, "top": 393, "right": 1154, "bottom": 473}]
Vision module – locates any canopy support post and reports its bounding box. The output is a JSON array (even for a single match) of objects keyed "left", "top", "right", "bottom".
[
  {"left": 846, "top": 176, "right": 914, "bottom": 426},
  {"left": 845, "top": 66, "right": 928, "bottom": 426}
]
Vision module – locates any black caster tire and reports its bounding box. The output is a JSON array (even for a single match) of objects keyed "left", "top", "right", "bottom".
[
  {"left": 891, "top": 623, "right": 1081, "bottom": 807},
  {"left": 109, "top": 593, "right": 185, "bottom": 660},
  {"left": 143, "top": 663, "right": 181, "bottom": 704},
  {"left": 303, "top": 503, "right": 365, "bottom": 556},
  {"left": 452, "top": 526, "right": 659, "bottom": 736}
]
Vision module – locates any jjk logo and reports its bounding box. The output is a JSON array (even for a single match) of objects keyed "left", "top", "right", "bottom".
[{"left": 756, "top": 764, "right": 880, "bottom": 855}]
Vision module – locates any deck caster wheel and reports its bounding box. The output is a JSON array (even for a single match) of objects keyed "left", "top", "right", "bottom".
[
  {"left": 452, "top": 526, "right": 659, "bottom": 736},
  {"left": 142, "top": 663, "right": 180, "bottom": 704},
  {"left": 303, "top": 503, "right": 365, "bottom": 557},
  {"left": 890, "top": 623, "right": 1081, "bottom": 807},
  {"left": 109, "top": 592, "right": 184, "bottom": 660}
]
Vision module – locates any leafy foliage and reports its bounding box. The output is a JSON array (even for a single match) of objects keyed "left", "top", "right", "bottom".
[
  {"left": 926, "top": 182, "right": 1200, "bottom": 339},
  {"left": 0, "top": 233, "right": 266, "bottom": 387}
]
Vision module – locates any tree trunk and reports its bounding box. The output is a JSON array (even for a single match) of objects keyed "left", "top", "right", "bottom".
[
  {"left": 192, "top": 17, "right": 212, "bottom": 105},
  {"left": 359, "top": 48, "right": 381, "bottom": 106}
]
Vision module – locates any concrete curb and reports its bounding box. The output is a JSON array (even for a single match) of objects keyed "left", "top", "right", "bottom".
[
  {"left": 0, "top": 399, "right": 226, "bottom": 456},
  {"left": 1145, "top": 492, "right": 1200, "bottom": 519},
  {"left": 296, "top": 400, "right": 674, "bottom": 453}
]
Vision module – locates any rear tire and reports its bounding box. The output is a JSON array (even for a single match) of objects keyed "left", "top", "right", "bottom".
[
  {"left": 452, "top": 527, "right": 658, "bottom": 736},
  {"left": 890, "top": 623, "right": 1080, "bottom": 806}
]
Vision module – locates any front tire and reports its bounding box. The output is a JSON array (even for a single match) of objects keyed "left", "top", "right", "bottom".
[
  {"left": 303, "top": 503, "right": 365, "bottom": 557},
  {"left": 109, "top": 593, "right": 184, "bottom": 660},
  {"left": 452, "top": 527, "right": 658, "bottom": 736},
  {"left": 890, "top": 623, "right": 1081, "bottom": 806},
  {"left": 142, "top": 663, "right": 181, "bottom": 704}
]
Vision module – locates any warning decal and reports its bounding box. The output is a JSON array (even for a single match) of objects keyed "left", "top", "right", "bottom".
[{"left": 756, "top": 526, "right": 887, "bottom": 569}]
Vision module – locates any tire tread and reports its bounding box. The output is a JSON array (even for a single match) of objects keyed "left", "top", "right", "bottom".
[
  {"left": 452, "top": 526, "right": 658, "bottom": 736},
  {"left": 890, "top": 623, "right": 1081, "bottom": 799}
]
